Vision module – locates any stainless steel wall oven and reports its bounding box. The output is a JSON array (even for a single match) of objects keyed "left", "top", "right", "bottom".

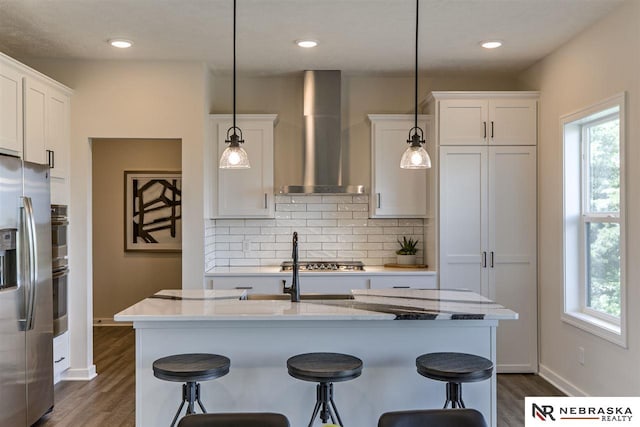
[{"left": 51, "top": 204, "right": 68, "bottom": 337}]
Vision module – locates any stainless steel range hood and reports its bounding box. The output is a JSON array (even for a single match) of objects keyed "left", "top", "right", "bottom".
[{"left": 280, "top": 70, "right": 365, "bottom": 195}]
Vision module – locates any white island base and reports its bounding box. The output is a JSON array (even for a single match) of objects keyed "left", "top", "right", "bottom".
[{"left": 133, "top": 319, "right": 498, "bottom": 427}]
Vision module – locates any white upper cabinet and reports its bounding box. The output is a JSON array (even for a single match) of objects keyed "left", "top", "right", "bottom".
[
  {"left": 436, "top": 93, "right": 537, "bottom": 146},
  {"left": 209, "top": 114, "right": 277, "bottom": 218},
  {"left": 1, "top": 53, "right": 72, "bottom": 203},
  {"left": 24, "top": 76, "right": 48, "bottom": 165},
  {"left": 0, "top": 61, "right": 23, "bottom": 155},
  {"left": 47, "top": 88, "right": 70, "bottom": 205},
  {"left": 368, "top": 114, "right": 432, "bottom": 218}
]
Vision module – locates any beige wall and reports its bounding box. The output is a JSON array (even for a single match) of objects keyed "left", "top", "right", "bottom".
[
  {"left": 209, "top": 72, "right": 520, "bottom": 189},
  {"left": 92, "top": 138, "right": 182, "bottom": 322},
  {"left": 518, "top": 0, "right": 640, "bottom": 395},
  {"left": 21, "top": 59, "right": 208, "bottom": 379}
]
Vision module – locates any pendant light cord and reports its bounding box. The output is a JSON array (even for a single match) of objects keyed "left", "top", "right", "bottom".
[
  {"left": 414, "top": 0, "right": 419, "bottom": 132},
  {"left": 233, "top": 0, "right": 237, "bottom": 133}
]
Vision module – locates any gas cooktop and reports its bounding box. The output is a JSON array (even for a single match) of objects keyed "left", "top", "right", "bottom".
[{"left": 280, "top": 261, "right": 365, "bottom": 272}]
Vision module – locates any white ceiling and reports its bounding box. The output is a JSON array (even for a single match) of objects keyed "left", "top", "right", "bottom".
[{"left": 0, "top": 0, "right": 624, "bottom": 74}]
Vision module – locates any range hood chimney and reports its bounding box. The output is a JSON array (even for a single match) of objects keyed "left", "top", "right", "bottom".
[{"left": 280, "top": 70, "right": 365, "bottom": 194}]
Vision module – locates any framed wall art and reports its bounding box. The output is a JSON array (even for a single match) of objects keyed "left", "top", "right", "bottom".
[{"left": 124, "top": 170, "right": 182, "bottom": 252}]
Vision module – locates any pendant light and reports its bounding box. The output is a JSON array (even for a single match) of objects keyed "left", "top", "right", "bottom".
[
  {"left": 400, "top": 0, "right": 431, "bottom": 169},
  {"left": 220, "top": 0, "right": 250, "bottom": 169}
]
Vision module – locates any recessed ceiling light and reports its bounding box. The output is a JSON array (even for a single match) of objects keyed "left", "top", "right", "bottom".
[
  {"left": 296, "top": 40, "right": 318, "bottom": 48},
  {"left": 109, "top": 39, "right": 133, "bottom": 49},
  {"left": 481, "top": 41, "right": 502, "bottom": 49}
]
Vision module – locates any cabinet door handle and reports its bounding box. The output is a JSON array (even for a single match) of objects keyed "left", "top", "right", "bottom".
[
  {"left": 482, "top": 251, "right": 487, "bottom": 268},
  {"left": 393, "top": 286, "right": 410, "bottom": 289},
  {"left": 264, "top": 193, "right": 268, "bottom": 209},
  {"left": 234, "top": 286, "right": 253, "bottom": 290},
  {"left": 377, "top": 193, "right": 381, "bottom": 208},
  {"left": 490, "top": 251, "right": 494, "bottom": 268},
  {"left": 54, "top": 356, "right": 65, "bottom": 364},
  {"left": 46, "top": 150, "right": 55, "bottom": 169},
  {"left": 483, "top": 122, "right": 487, "bottom": 138},
  {"left": 491, "top": 121, "right": 494, "bottom": 138}
]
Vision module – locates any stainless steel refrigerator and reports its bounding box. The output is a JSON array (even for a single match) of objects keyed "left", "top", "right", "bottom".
[{"left": 0, "top": 154, "right": 54, "bottom": 426}]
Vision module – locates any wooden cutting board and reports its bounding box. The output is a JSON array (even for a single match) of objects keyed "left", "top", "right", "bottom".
[{"left": 383, "top": 263, "right": 429, "bottom": 269}]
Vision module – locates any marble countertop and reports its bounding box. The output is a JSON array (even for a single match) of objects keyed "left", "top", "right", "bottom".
[
  {"left": 114, "top": 289, "right": 517, "bottom": 322},
  {"left": 205, "top": 266, "right": 436, "bottom": 276}
]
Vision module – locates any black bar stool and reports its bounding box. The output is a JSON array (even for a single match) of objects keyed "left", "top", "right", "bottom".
[
  {"left": 153, "top": 353, "right": 231, "bottom": 427},
  {"left": 177, "top": 413, "right": 290, "bottom": 427},
  {"left": 416, "top": 352, "right": 493, "bottom": 409},
  {"left": 287, "top": 352, "right": 362, "bottom": 427}
]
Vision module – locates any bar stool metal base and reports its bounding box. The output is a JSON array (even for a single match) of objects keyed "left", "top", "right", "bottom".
[
  {"left": 170, "top": 381, "right": 208, "bottom": 427},
  {"left": 444, "top": 382, "right": 465, "bottom": 409},
  {"left": 307, "top": 382, "right": 343, "bottom": 427}
]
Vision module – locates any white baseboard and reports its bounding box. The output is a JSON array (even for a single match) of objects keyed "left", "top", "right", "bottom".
[
  {"left": 94, "top": 317, "right": 131, "bottom": 327},
  {"left": 60, "top": 365, "right": 98, "bottom": 381},
  {"left": 497, "top": 364, "right": 537, "bottom": 374},
  {"left": 539, "top": 364, "right": 588, "bottom": 397}
]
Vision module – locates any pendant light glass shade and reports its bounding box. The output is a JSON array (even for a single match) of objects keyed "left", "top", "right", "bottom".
[
  {"left": 400, "top": 145, "right": 431, "bottom": 169},
  {"left": 220, "top": 127, "right": 250, "bottom": 169},
  {"left": 220, "top": 0, "right": 250, "bottom": 169},
  {"left": 400, "top": 0, "right": 431, "bottom": 170}
]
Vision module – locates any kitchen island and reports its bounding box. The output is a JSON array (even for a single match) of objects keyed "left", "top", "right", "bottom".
[{"left": 115, "top": 289, "right": 516, "bottom": 427}]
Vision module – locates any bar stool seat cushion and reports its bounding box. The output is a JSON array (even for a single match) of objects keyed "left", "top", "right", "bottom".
[
  {"left": 177, "top": 413, "right": 290, "bottom": 427},
  {"left": 153, "top": 353, "right": 231, "bottom": 382},
  {"left": 287, "top": 352, "right": 363, "bottom": 383},
  {"left": 416, "top": 352, "right": 493, "bottom": 383},
  {"left": 378, "top": 409, "right": 487, "bottom": 427}
]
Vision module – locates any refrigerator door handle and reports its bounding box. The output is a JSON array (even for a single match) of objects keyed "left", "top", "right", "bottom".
[{"left": 23, "top": 196, "right": 38, "bottom": 331}]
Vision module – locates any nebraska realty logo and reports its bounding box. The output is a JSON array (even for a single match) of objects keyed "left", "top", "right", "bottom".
[{"left": 525, "top": 397, "right": 639, "bottom": 426}]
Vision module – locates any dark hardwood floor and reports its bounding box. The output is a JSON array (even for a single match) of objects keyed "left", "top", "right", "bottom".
[{"left": 36, "top": 326, "right": 563, "bottom": 427}]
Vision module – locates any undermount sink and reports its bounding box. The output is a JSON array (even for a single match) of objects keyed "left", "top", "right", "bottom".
[{"left": 243, "top": 293, "right": 354, "bottom": 301}]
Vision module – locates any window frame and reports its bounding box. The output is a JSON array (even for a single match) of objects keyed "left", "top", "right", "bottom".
[{"left": 561, "top": 93, "right": 627, "bottom": 347}]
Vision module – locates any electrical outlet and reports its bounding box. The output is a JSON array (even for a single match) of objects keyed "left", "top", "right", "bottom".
[{"left": 578, "top": 347, "right": 585, "bottom": 365}]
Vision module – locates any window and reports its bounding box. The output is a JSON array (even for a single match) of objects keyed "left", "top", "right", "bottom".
[{"left": 561, "top": 93, "right": 626, "bottom": 347}]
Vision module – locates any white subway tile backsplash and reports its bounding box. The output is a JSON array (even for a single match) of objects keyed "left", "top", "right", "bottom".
[
  {"left": 208, "top": 194, "right": 426, "bottom": 268},
  {"left": 292, "top": 211, "right": 322, "bottom": 219},
  {"left": 306, "top": 250, "right": 337, "bottom": 259},
  {"left": 368, "top": 234, "right": 399, "bottom": 243},
  {"left": 322, "top": 195, "right": 353, "bottom": 204},
  {"left": 322, "top": 211, "right": 353, "bottom": 219},
  {"left": 275, "top": 195, "right": 291, "bottom": 204},
  {"left": 353, "top": 227, "right": 383, "bottom": 235},
  {"left": 338, "top": 235, "right": 368, "bottom": 243},
  {"left": 322, "top": 242, "right": 352, "bottom": 251},
  {"left": 246, "top": 219, "right": 275, "bottom": 227},
  {"left": 293, "top": 195, "right": 322, "bottom": 204},
  {"left": 216, "top": 219, "right": 245, "bottom": 227},
  {"left": 337, "top": 203, "right": 368, "bottom": 212},
  {"left": 308, "top": 219, "right": 337, "bottom": 227},
  {"left": 306, "top": 234, "right": 338, "bottom": 243},
  {"left": 276, "top": 204, "right": 306, "bottom": 212},
  {"left": 338, "top": 218, "right": 368, "bottom": 227},
  {"left": 338, "top": 250, "right": 368, "bottom": 258},
  {"left": 353, "top": 195, "right": 369, "bottom": 204},
  {"left": 276, "top": 219, "right": 307, "bottom": 227},
  {"left": 307, "top": 203, "right": 337, "bottom": 212}
]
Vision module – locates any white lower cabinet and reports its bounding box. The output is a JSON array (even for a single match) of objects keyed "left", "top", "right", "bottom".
[
  {"left": 53, "top": 332, "right": 70, "bottom": 384},
  {"left": 209, "top": 276, "right": 283, "bottom": 294},
  {"left": 439, "top": 145, "right": 537, "bottom": 373},
  {"left": 369, "top": 274, "right": 436, "bottom": 290}
]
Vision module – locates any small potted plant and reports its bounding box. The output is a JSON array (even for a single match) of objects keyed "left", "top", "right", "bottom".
[{"left": 396, "top": 236, "right": 419, "bottom": 265}]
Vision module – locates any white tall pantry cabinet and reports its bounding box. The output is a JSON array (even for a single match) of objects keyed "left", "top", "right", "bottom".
[{"left": 429, "top": 91, "right": 538, "bottom": 373}]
